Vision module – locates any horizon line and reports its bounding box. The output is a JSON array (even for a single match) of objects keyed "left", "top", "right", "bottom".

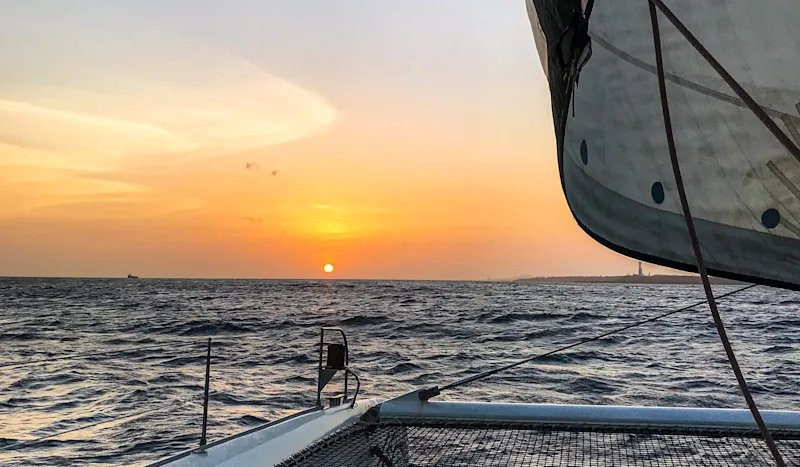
[
  {"left": 0, "top": 274, "right": 495, "bottom": 282},
  {"left": 0, "top": 273, "right": 706, "bottom": 282}
]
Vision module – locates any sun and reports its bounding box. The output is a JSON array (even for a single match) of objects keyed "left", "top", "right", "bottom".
[{"left": 323, "top": 264, "right": 334, "bottom": 273}]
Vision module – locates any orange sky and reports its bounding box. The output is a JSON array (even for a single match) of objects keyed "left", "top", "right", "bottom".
[{"left": 0, "top": 0, "right": 674, "bottom": 279}]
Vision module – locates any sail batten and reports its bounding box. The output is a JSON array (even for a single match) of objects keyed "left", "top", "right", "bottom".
[{"left": 527, "top": 0, "right": 800, "bottom": 290}]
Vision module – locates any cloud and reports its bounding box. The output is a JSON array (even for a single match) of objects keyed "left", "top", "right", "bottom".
[
  {"left": 0, "top": 4, "right": 339, "bottom": 219},
  {"left": 0, "top": 99, "right": 198, "bottom": 171},
  {"left": 0, "top": 4, "right": 340, "bottom": 172}
]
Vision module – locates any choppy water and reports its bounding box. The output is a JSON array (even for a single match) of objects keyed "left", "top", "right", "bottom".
[{"left": 0, "top": 278, "right": 799, "bottom": 466}]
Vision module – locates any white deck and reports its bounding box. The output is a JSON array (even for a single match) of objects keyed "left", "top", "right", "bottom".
[
  {"left": 148, "top": 400, "right": 379, "bottom": 467},
  {"left": 148, "top": 390, "right": 800, "bottom": 466}
]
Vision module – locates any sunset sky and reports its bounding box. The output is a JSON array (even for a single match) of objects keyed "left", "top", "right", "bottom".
[{"left": 0, "top": 0, "right": 672, "bottom": 279}]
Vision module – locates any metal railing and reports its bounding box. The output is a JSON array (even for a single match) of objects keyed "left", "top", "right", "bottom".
[{"left": 1, "top": 328, "right": 359, "bottom": 456}]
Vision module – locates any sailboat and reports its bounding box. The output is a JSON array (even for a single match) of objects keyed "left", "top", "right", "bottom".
[{"left": 150, "top": 1, "right": 800, "bottom": 465}]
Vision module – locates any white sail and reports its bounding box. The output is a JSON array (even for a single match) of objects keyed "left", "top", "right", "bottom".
[{"left": 527, "top": 0, "right": 800, "bottom": 289}]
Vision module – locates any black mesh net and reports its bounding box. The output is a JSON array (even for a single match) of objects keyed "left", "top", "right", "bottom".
[{"left": 276, "top": 420, "right": 800, "bottom": 466}]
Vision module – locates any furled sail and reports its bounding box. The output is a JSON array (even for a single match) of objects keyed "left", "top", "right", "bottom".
[{"left": 527, "top": 0, "right": 800, "bottom": 290}]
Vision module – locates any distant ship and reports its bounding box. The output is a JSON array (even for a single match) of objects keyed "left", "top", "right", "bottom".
[{"left": 127, "top": 274, "right": 139, "bottom": 279}]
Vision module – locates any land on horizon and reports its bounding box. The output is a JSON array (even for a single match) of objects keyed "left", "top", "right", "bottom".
[{"left": 513, "top": 274, "right": 745, "bottom": 285}]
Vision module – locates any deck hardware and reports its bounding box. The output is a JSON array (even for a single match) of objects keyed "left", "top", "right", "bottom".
[{"left": 316, "top": 327, "right": 361, "bottom": 408}]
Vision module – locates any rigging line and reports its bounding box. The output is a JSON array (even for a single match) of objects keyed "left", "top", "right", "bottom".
[
  {"left": 648, "top": 0, "right": 800, "bottom": 165},
  {"left": 647, "top": 2, "right": 785, "bottom": 466},
  {"left": 0, "top": 341, "right": 202, "bottom": 369},
  {"left": 0, "top": 398, "right": 195, "bottom": 452},
  {"left": 588, "top": 32, "right": 800, "bottom": 124},
  {"left": 431, "top": 284, "right": 756, "bottom": 395}
]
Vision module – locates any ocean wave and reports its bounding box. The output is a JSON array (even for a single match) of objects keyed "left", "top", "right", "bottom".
[
  {"left": 566, "top": 376, "right": 619, "bottom": 394},
  {"left": 566, "top": 311, "right": 604, "bottom": 322},
  {"left": 395, "top": 322, "right": 443, "bottom": 333},
  {"left": 388, "top": 362, "right": 423, "bottom": 375},
  {"left": 341, "top": 315, "right": 390, "bottom": 326},
  {"left": 177, "top": 322, "right": 256, "bottom": 336},
  {"left": 488, "top": 312, "right": 533, "bottom": 323},
  {"left": 524, "top": 328, "right": 576, "bottom": 340},
  {"left": 0, "top": 332, "right": 42, "bottom": 341},
  {"left": 275, "top": 354, "right": 316, "bottom": 365},
  {"left": 1, "top": 278, "right": 799, "bottom": 466},
  {"left": 0, "top": 438, "right": 18, "bottom": 448},
  {"left": 238, "top": 414, "right": 268, "bottom": 426},
  {"left": 159, "top": 356, "right": 208, "bottom": 367}
]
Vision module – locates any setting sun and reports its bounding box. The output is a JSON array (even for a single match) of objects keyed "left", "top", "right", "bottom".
[{"left": 0, "top": 0, "right": 655, "bottom": 282}]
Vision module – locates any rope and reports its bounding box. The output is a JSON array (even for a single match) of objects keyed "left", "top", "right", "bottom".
[
  {"left": 0, "top": 341, "right": 202, "bottom": 369},
  {"left": 0, "top": 398, "right": 194, "bottom": 452},
  {"left": 649, "top": 0, "right": 799, "bottom": 164},
  {"left": 432, "top": 284, "right": 756, "bottom": 394},
  {"left": 647, "top": 1, "right": 783, "bottom": 465}
]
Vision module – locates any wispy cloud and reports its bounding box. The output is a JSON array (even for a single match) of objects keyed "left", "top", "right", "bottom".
[
  {"left": 0, "top": 99, "right": 198, "bottom": 171},
  {"left": 0, "top": 2, "right": 339, "bottom": 219}
]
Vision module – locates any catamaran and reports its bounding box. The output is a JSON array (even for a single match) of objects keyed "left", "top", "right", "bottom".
[{"left": 150, "top": 1, "right": 800, "bottom": 465}]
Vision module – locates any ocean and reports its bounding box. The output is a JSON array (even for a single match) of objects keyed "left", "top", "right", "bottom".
[{"left": 1, "top": 278, "right": 799, "bottom": 466}]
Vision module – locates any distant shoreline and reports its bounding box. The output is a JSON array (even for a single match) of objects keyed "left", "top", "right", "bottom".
[
  {"left": 0, "top": 275, "right": 746, "bottom": 284},
  {"left": 516, "top": 275, "right": 746, "bottom": 285}
]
